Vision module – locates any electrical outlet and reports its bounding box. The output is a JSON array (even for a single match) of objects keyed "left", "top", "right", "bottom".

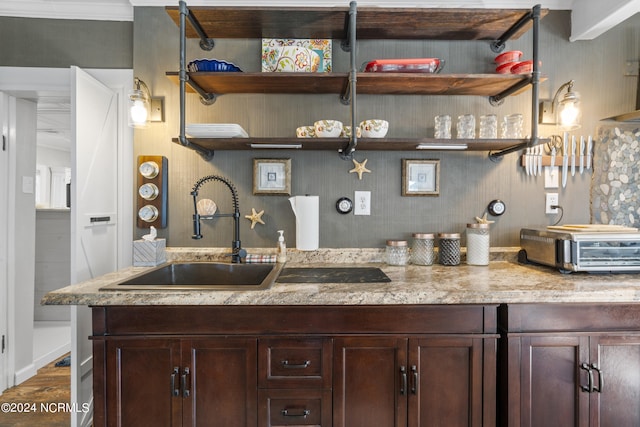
[
  {"left": 545, "top": 192, "right": 559, "bottom": 214},
  {"left": 354, "top": 191, "right": 371, "bottom": 215}
]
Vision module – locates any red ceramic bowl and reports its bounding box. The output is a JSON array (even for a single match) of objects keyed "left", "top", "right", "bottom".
[
  {"left": 510, "top": 60, "right": 535, "bottom": 74},
  {"left": 496, "top": 62, "right": 515, "bottom": 74},
  {"left": 494, "top": 50, "right": 522, "bottom": 65}
]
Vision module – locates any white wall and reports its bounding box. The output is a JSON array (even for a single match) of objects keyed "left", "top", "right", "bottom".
[{"left": 9, "top": 97, "right": 37, "bottom": 384}]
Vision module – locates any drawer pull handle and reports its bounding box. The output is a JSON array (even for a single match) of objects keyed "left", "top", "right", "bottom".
[
  {"left": 591, "top": 363, "right": 604, "bottom": 393},
  {"left": 182, "top": 367, "right": 190, "bottom": 398},
  {"left": 410, "top": 365, "right": 418, "bottom": 394},
  {"left": 580, "top": 363, "right": 593, "bottom": 393},
  {"left": 281, "top": 360, "right": 311, "bottom": 369},
  {"left": 281, "top": 409, "right": 310, "bottom": 418},
  {"left": 400, "top": 366, "right": 407, "bottom": 395},
  {"left": 170, "top": 367, "right": 180, "bottom": 397}
]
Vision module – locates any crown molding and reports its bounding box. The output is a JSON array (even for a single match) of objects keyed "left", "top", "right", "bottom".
[{"left": 0, "top": 0, "right": 133, "bottom": 21}]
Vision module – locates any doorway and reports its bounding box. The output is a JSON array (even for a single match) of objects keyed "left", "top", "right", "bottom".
[
  {"left": 33, "top": 93, "right": 72, "bottom": 371},
  {"left": 0, "top": 67, "right": 133, "bottom": 403}
]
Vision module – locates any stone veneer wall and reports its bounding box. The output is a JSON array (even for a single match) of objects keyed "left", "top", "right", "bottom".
[{"left": 591, "top": 123, "right": 640, "bottom": 225}]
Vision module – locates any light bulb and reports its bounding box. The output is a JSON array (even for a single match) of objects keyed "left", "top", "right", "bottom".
[
  {"left": 559, "top": 102, "right": 579, "bottom": 127},
  {"left": 130, "top": 100, "right": 148, "bottom": 125}
]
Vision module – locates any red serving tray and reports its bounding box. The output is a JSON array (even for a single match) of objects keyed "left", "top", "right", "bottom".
[{"left": 363, "top": 58, "right": 443, "bottom": 73}]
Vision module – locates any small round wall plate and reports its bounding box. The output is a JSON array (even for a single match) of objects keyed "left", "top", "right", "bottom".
[
  {"left": 138, "top": 183, "right": 159, "bottom": 200},
  {"left": 336, "top": 197, "right": 353, "bottom": 214},
  {"left": 138, "top": 205, "right": 159, "bottom": 222},
  {"left": 139, "top": 161, "right": 159, "bottom": 179},
  {"left": 488, "top": 199, "right": 506, "bottom": 216}
]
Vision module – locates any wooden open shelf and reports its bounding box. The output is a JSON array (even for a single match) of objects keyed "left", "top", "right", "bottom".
[
  {"left": 166, "top": 6, "right": 547, "bottom": 41},
  {"left": 172, "top": 137, "right": 531, "bottom": 152},
  {"left": 167, "top": 72, "right": 540, "bottom": 97},
  {"left": 167, "top": 3, "right": 547, "bottom": 157}
]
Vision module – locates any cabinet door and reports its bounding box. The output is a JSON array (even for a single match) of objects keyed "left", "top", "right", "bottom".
[
  {"left": 183, "top": 338, "right": 258, "bottom": 427},
  {"left": 104, "top": 338, "right": 182, "bottom": 427},
  {"left": 517, "top": 336, "right": 590, "bottom": 427},
  {"left": 333, "top": 337, "right": 408, "bottom": 427},
  {"left": 590, "top": 335, "right": 640, "bottom": 427},
  {"left": 409, "top": 337, "right": 488, "bottom": 427}
]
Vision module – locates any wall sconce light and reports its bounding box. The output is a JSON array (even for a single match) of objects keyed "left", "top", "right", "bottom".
[
  {"left": 128, "top": 77, "right": 164, "bottom": 128},
  {"left": 539, "top": 80, "right": 581, "bottom": 130}
]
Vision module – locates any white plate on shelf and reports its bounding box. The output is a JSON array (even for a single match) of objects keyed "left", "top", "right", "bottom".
[{"left": 186, "top": 123, "right": 249, "bottom": 138}]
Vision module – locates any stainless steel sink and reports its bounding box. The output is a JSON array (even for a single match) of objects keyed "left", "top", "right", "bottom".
[{"left": 100, "top": 262, "right": 284, "bottom": 291}]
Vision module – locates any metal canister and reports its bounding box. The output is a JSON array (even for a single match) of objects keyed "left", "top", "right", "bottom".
[
  {"left": 466, "top": 223, "right": 490, "bottom": 265},
  {"left": 386, "top": 240, "right": 409, "bottom": 266},
  {"left": 438, "top": 233, "right": 461, "bottom": 266},
  {"left": 411, "top": 233, "right": 435, "bottom": 266}
]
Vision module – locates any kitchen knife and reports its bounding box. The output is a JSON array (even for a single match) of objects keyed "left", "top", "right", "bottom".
[
  {"left": 550, "top": 146, "right": 557, "bottom": 179},
  {"left": 579, "top": 136, "right": 585, "bottom": 174},
  {"left": 537, "top": 145, "right": 543, "bottom": 176},
  {"left": 531, "top": 146, "right": 536, "bottom": 176},
  {"left": 562, "top": 132, "right": 568, "bottom": 188},
  {"left": 571, "top": 135, "right": 576, "bottom": 177},
  {"left": 525, "top": 147, "right": 531, "bottom": 175},
  {"left": 586, "top": 135, "right": 592, "bottom": 170}
]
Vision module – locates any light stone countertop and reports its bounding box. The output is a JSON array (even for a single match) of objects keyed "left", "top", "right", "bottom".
[{"left": 41, "top": 247, "right": 640, "bottom": 306}]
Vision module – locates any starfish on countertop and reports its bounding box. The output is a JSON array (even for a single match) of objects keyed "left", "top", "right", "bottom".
[
  {"left": 245, "top": 208, "right": 265, "bottom": 229},
  {"left": 349, "top": 158, "right": 371, "bottom": 180},
  {"left": 475, "top": 213, "right": 495, "bottom": 225}
]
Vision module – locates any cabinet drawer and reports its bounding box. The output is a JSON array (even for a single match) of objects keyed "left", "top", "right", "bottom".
[
  {"left": 259, "top": 338, "right": 332, "bottom": 389},
  {"left": 258, "top": 389, "right": 332, "bottom": 427}
]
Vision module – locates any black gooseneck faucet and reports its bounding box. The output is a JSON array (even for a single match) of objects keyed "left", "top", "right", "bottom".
[{"left": 191, "top": 175, "right": 246, "bottom": 263}]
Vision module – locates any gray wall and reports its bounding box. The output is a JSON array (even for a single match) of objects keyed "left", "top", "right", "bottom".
[
  {"left": 0, "top": 16, "right": 132, "bottom": 68},
  {"left": 132, "top": 7, "right": 639, "bottom": 249},
  {"left": 4, "top": 9, "right": 637, "bottom": 249}
]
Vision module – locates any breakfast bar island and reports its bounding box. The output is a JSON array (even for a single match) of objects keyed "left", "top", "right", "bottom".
[{"left": 42, "top": 248, "right": 640, "bottom": 427}]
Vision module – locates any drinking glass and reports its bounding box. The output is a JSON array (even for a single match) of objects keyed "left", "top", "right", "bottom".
[
  {"left": 434, "top": 115, "right": 452, "bottom": 139},
  {"left": 456, "top": 114, "right": 475, "bottom": 139}
]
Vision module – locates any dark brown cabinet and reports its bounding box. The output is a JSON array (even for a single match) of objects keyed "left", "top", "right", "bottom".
[
  {"left": 333, "top": 336, "right": 492, "bottom": 427},
  {"left": 92, "top": 305, "right": 497, "bottom": 427},
  {"left": 499, "top": 304, "right": 640, "bottom": 427},
  {"left": 96, "top": 337, "right": 256, "bottom": 427}
]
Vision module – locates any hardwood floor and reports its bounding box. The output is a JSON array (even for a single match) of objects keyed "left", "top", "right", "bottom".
[{"left": 0, "top": 354, "right": 71, "bottom": 427}]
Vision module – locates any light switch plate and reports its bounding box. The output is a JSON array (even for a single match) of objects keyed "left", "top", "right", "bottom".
[
  {"left": 22, "top": 176, "right": 34, "bottom": 194},
  {"left": 544, "top": 166, "right": 559, "bottom": 188},
  {"left": 354, "top": 191, "right": 371, "bottom": 215}
]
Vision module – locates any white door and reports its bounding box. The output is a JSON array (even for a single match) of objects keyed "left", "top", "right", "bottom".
[
  {"left": 0, "top": 93, "right": 9, "bottom": 395},
  {"left": 70, "top": 66, "right": 119, "bottom": 427}
]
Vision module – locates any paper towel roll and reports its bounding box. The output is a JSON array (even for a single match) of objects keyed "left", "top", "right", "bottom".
[{"left": 289, "top": 195, "right": 319, "bottom": 250}]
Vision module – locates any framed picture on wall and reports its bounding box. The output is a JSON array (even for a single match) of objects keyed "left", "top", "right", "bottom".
[
  {"left": 253, "top": 158, "right": 291, "bottom": 195},
  {"left": 402, "top": 159, "right": 440, "bottom": 196}
]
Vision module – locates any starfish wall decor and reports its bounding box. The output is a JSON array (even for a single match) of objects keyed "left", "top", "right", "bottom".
[
  {"left": 245, "top": 208, "right": 265, "bottom": 229},
  {"left": 349, "top": 158, "right": 371, "bottom": 180}
]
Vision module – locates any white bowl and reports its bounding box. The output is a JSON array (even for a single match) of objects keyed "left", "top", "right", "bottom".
[
  {"left": 359, "top": 119, "right": 389, "bottom": 138},
  {"left": 296, "top": 126, "right": 316, "bottom": 138},
  {"left": 262, "top": 46, "right": 321, "bottom": 72},
  {"left": 314, "top": 120, "right": 343, "bottom": 138},
  {"left": 340, "top": 126, "right": 362, "bottom": 138}
]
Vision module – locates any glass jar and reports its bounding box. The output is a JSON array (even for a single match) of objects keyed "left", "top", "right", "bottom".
[
  {"left": 466, "top": 223, "right": 490, "bottom": 266},
  {"left": 411, "top": 233, "right": 435, "bottom": 265},
  {"left": 386, "top": 240, "right": 409, "bottom": 266},
  {"left": 438, "top": 233, "right": 461, "bottom": 266}
]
